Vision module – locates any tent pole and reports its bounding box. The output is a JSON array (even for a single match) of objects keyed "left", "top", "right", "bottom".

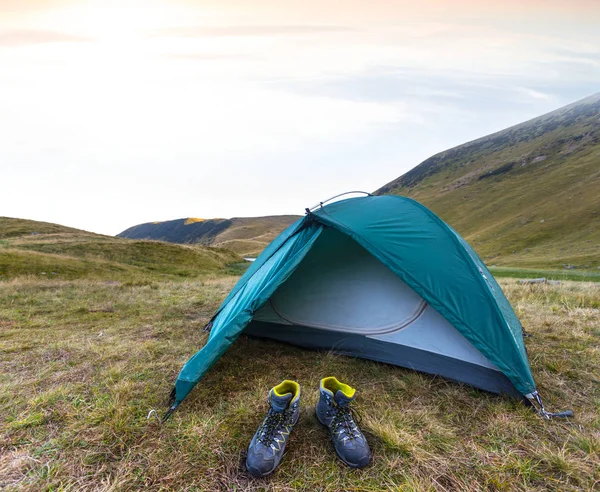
[{"left": 308, "top": 191, "right": 372, "bottom": 212}]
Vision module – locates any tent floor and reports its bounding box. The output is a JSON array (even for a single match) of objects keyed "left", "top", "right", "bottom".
[{"left": 245, "top": 321, "right": 522, "bottom": 398}]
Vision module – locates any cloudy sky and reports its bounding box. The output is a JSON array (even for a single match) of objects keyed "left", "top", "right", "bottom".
[{"left": 1, "top": 0, "right": 599, "bottom": 235}]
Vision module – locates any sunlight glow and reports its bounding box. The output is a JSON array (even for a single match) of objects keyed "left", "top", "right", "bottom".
[
  {"left": 1, "top": 0, "right": 598, "bottom": 234},
  {"left": 39, "top": 0, "right": 191, "bottom": 36}
]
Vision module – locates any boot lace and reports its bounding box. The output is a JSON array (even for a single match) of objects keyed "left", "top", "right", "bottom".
[
  {"left": 330, "top": 406, "right": 362, "bottom": 439},
  {"left": 257, "top": 409, "right": 292, "bottom": 445}
]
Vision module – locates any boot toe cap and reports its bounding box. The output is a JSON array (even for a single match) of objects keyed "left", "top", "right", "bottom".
[
  {"left": 336, "top": 441, "right": 372, "bottom": 468},
  {"left": 246, "top": 449, "right": 276, "bottom": 477}
]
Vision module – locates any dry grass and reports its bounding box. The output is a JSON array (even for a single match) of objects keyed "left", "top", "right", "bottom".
[
  {"left": 210, "top": 216, "right": 300, "bottom": 257},
  {"left": 184, "top": 219, "right": 206, "bottom": 225},
  {"left": 1, "top": 277, "right": 599, "bottom": 491},
  {"left": 0, "top": 232, "right": 243, "bottom": 282}
]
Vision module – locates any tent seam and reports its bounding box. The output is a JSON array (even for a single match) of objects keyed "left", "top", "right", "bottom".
[
  {"left": 208, "top": 217, "right": 309, "bottom": 324},
  {"left": 390, "top": 195, "right": 533, "bottom": 389},
  {"left": 315, "top": 198, "right": 532, "bottom": 394}
]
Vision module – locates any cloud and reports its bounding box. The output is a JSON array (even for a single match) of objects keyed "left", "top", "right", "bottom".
[
  {"left": 151, "top": 25, "right": 357, "bottom": 38},
  {"left": 0, "top": 0, "right": 71, "bottom": 14},
  {"left": 164, "top": 53, "right": 259, "bottom": 61},
  {"left": 266, "top": 67, "right": 472, "bottom": 103},
  {"left": 0, "top": 29, "right": 92, "bottom": 47},
  {"left": 516, "top": 87, "right": 557, "bottom": 102},
  {"left": 262, "top": 65, "right": 600, "bottom": 134}
]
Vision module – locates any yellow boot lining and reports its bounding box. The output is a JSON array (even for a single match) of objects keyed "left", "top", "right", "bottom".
[
  {"left": 321, "top": 377, "right": 355, "bottom": 398},
  {"left": 273, "top": 380, "right": 300, "bottom": 400}
]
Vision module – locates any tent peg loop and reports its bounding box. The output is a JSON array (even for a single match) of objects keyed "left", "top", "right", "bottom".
[
  {"left": 147, "top": 403, "right": 179, "bottom": 424},
  {"left": 158, "top": 386, "right": 180, "bottom": 423},
  {"left": 527, "top": 391, "right": 574, "bottom": 420},
  {"left": 148, "top": 387, "right": 180, "bottom": 424},
  {"left": 161, "top": 403, "right": 179, "bottom": 423}
]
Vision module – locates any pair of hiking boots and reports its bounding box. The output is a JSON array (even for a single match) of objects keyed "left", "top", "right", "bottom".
[{"left": 246, "top": 377, "right": 371, "bottom": 477}]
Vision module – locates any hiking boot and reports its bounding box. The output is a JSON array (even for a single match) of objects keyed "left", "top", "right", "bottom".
[
  {"left": 246, "top": 380, "right": 300, "bottom": 477},
  {"left": 316, "top": 377, "right": 371, "bottom": 468}
]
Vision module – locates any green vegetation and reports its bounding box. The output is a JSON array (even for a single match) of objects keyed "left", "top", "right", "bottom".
[
  {"left": 377, "top": 93, "right": 600, "bottom": 271},
  {"left": 489, "top": 266, "right": 600, "bottom": 283},
  {"left": 0, "top": 217, "right": 243, "bottom": 282},
  {"left": 0, "top": 216, "right": 86, "bottom": 238},
  {"left": 1, "top": 218, "right": 599, "bottom": 489},
  {"left": 118, "top": 215, "right": 300, "bottom": 258},
  {"left": 211, "top": 216, "right": 300, "bottom": 257}
]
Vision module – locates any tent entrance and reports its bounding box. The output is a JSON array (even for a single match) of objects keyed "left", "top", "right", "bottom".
[
  {"left": 256, "top": 227, "right": 428, "bottom": 335},
  {"left": 248, "top": 228, "right": 519, "bottom": 395}
]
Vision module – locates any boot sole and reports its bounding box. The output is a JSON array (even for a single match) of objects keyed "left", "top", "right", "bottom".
[
  {"left": 246, "top": 456, "right": 282, "bottom": 478},
  {"left": 316, "top": 412, "right": 370, "bottom": 469}
]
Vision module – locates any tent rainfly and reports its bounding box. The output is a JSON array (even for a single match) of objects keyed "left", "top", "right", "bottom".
[{"left": 163, "top": 193, "right": 572, "bottom": 421}]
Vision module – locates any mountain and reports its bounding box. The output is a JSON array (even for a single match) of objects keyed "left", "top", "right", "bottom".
[
  {"left": 376, "top": 93, "right": 600, "bottom": 270},
  {"left": 0, "top": 217, "right": 242, "bottom": 280},
  {"left": 118, "top": 215, "right": 300, "bottom": 257}
]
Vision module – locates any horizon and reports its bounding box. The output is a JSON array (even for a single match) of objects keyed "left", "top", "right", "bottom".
[
  {"left": 2, "top": 0, "right": 599, "bottom": 235},
  {"left": 4, "top": 84, "right": 599, "bottom": 238}
]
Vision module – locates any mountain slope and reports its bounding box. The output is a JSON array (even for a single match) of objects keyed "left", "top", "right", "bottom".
[
  {"left": 0, "top": 216, "right": 88, "bottom": 238},
  {"left": 0, "top": 217, "right": 242, "bottom": 280},
  {"left": 376, "top": 93, "right": 600, "bottom": 270},
  {"left": 118, "top": 215, "right": 300, "bottom": 257}
]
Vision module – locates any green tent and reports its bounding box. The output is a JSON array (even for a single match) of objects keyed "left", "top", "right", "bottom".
[{"left": 167, "top": 194, "right": 545, "bottom": 417}]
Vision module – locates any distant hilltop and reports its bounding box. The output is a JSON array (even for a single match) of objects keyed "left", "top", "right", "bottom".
[{"left": 118, "top": 215, "right": 300, "bottom": 258}]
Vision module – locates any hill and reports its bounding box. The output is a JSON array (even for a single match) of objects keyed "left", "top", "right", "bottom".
[
  {"left": 0, "top": 217, "right": 243, "bottom": 281},
  {"left": 118, "top": 215, "right": 300, "bottom": 257},
  {"left": 376, "top": 93, "right": 600, "bottom": 270},
  {"left": 0, "top": 216, "right": 86, "bottom": 238}
]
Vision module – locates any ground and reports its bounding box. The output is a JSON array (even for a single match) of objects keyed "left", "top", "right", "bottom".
[{"left": 1, "top": 274, "right": 598, "bottom": 491}]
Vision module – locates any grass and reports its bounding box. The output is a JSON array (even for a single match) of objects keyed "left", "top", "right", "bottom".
[
  {"left": 1, "top": 216, "right": 598, "bottom": 489},
  {"left": 1, "top": 275, "right": 598, "bottom": 490},
  {"left": 377, "top": 94, "right": 600, "bottom": 271},
  {"left": 0, "top": 218, "right": 242, "bottom": 283},
  {"left": 489, "top": 266, "right": 600, "bottom": 283},
  {"left": 0, "top": 217, "right": 88, "bottom": 239},
  {"left": 211, "top": 216, "right": 300, "bottom": 257}
]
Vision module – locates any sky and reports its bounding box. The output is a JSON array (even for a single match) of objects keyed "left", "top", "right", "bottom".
[{"left": 1, "top": 0, "right": 599, "bottom": 235}]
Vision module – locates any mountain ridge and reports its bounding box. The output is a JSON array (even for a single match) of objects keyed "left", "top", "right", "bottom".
[
  {"left": 376, "top": 92, "right": 600, "bottom": 270},
  {"left": 118, "top": 215, "right": 300, "bottom": 257},
  {"left": 377, "top": 92, "right": 600, "bottom": 193}
]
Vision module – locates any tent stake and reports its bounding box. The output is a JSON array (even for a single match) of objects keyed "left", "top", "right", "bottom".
[
  {"left": 527, "top": 391, "right": 574, "bottom": 420},
  {"left": 147, "top": 409, "right": 161, "bottom": 424}
]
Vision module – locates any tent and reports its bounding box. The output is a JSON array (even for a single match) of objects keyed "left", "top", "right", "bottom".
[{"left": 166, "top": 194, "right": 549, "bottom": 418}]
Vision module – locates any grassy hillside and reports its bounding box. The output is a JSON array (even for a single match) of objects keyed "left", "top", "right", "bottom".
[
  {"left": 0, "top": 216, "right": 89, "bottom": 238},
  {"left": 2, "top": 216, "right": 598, "bottom": 489},
  {"left": 0, "top": 217, "right": 244, "bottom": 281},
  {"left": 118, "top": 215, "right": 300, "bottom": 258},
  {"left": 1, "top": 275, "right": 598, "bottom": 490},
  {"left": 376, "top": 93, "right": 600, "bottom": 270}
]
